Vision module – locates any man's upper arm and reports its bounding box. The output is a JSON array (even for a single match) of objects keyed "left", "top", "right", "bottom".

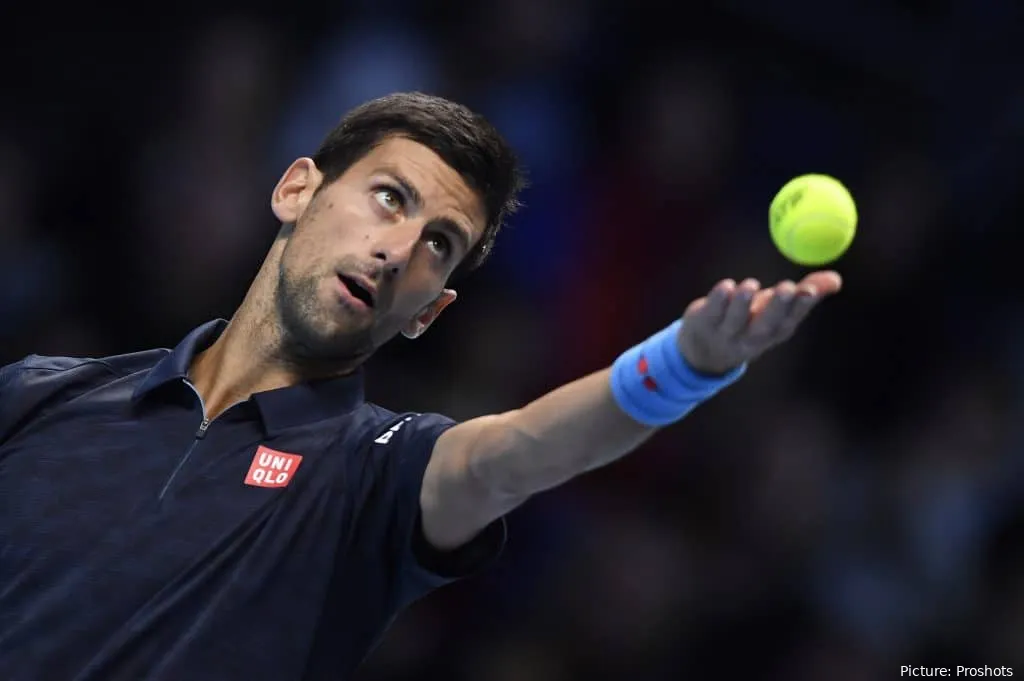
[
  {"left": 418, "top": 413, "right": 525, "bottom": 551},
  {"left": 385, "top": 412, "right": 506, "bottom": 608}
]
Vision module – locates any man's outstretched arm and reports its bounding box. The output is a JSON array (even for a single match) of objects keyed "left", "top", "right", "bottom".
[{"left": 420, "top": 272, "right": 842, "bottom": 550}]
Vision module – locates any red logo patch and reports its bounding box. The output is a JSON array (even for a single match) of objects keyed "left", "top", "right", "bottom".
[
  {"left": 637, "top": 355, "right": 659, "bottom": 392},
  {"left": 244, "top": 446, "right": 303, "bottom": 488}
]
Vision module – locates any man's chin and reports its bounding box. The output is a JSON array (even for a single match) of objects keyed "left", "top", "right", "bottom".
[
  {"left": 275, "top": 277, "right": 378, "bottom": 367},
  {"left": 279, "top": 318, "right": 376, "bottom": 367}
]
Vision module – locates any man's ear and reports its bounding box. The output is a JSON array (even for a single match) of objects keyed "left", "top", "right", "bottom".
[
  {"left": 271, "top": 158, "right": 324, "bottom": 225},
  {"left": 402, "top": 290, "right": 457, "bottom": 339}
]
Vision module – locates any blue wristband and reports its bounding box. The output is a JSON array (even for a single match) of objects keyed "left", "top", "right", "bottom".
[{"left": 610, "top": 320, "right": 746, "bottom": 427}]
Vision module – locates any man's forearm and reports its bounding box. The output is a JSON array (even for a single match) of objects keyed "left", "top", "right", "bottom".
[{"left": 470, "top": 368, "right": 656, "bottom": 499}]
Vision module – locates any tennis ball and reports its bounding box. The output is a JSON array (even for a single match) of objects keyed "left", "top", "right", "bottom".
[{"left": 769, "top": 174, "right": 857, "bottom": 266}]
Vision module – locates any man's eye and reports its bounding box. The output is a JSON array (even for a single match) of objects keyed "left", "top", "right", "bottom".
[
  {"left": 426, "top": 234, "right": 452, "bottom": 258},
  {"left": 373, "top": 188, "right": 403, "bottom": 214}
]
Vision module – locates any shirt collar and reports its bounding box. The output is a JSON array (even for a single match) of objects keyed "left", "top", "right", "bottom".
[
  {"left": 133, "top": 319, "right": 366, "bottom": 436},
  {"left": 132, "top": 319, "right": 226, "bottom": 399}
]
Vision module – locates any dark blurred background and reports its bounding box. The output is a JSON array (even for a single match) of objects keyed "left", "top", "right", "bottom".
[{"left": 3, "top": 1, "right": 1024, "bottom": 679}]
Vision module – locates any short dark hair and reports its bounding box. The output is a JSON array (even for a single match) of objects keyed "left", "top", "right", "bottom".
[{"left": 310, "top": 92, "right": 526, "bottom": 280}]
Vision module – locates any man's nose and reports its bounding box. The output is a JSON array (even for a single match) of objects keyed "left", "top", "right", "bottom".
[{"left": 371, "top": 221, "right": 421, "bottom": 276}]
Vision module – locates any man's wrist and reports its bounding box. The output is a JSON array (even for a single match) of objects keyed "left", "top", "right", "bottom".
[
  {"left": 659, "top": 321, "right": 747, "bottom": 396},
  {"left": 610, "top": 320, "right": 746, "bottom": 427}
]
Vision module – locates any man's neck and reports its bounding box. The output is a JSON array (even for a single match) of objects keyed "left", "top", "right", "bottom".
[
  {"left": 188, "top": 315, "right": 298, "bottom": 420},
  {"left": 188, "top": 311, "right": 368, "bottom": 421}
]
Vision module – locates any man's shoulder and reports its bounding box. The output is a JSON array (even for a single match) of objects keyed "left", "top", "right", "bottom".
[
  {"left": 0, "top": 347, "right": 171, "bottom": 442},
  {"left": 0, "top": 348, "right": 171, "bottom": 413},
  {"left": 359, "top": 403, "right": 457, "bottom": 446},
  {"left": 3, "top": 348, "right": 169, "bottom": 387}
]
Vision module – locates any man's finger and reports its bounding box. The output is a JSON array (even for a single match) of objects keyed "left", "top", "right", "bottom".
[
  {"left": 750, "top": 288, "right": 775, "bottom": 316},
  {"left": 684, "top": 297, "right": 707, "bottom": 317},
  {"left": 768, "top": 284, "right": 820, "bottom": 341},
  {"left": 799, "top": 271, "right": 842, "bottom": 296},
  {"left": 747, "top": 281, "right": 796, "bottom": 341},
  {"left": 694, "top": 279, "right": 734, "bottom": 326},
  {"left": 719, "top": 278, "right": 759, "bottom": 336},
  {"left": 784, "top": 285, "right": 822, "bottom": 329}
]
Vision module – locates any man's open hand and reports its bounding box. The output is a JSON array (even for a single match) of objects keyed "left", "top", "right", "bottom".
[{"left": 677, "top": 271, "right": 843, "bottom": 376}]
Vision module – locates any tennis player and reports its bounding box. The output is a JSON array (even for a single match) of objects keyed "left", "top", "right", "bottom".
[{"left": 0, "top": 92, "right": 841, "bottom": 681}]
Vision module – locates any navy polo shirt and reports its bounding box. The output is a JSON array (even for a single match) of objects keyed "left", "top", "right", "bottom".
[{"left": 0, "top": 320, "right": 505, "bottom": 681}]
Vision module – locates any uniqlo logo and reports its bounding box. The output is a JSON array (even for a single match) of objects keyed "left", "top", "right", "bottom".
[{"left": 245, "top": 446, "right": 303, "bottom": 488}]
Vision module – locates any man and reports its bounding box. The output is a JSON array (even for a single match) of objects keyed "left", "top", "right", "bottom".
[{"left": 0, "top": 92, "right": 841, "bottom": 680}]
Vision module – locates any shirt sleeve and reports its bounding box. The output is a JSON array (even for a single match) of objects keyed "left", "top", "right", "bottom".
[{"left": 384, "top": 412, "right": 507, "bottom": 609}]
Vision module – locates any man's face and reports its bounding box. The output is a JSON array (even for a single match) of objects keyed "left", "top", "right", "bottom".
[{"left": 270, "top": 136, "right": 486, "bottom": 364}]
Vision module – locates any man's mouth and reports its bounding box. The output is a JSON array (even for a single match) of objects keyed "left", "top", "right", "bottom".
[{"left": 337, "top": 274, "right": 376, "bottom": 309}]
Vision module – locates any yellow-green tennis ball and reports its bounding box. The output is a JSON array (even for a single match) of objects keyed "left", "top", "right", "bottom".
[{"left": 769, "top": 174, "right": 857, "bottom": 266}]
